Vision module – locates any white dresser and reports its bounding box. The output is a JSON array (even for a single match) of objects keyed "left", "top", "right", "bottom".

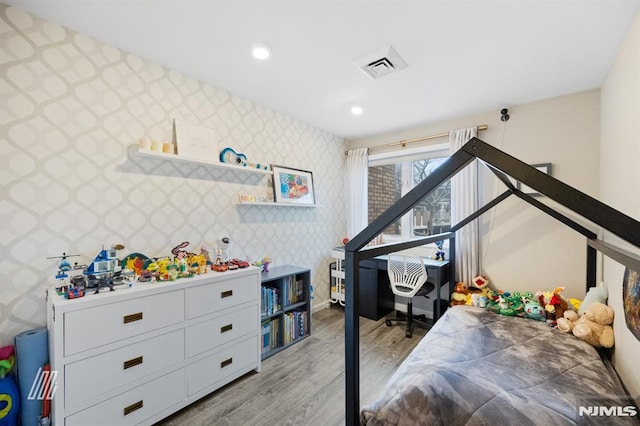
[{"left": 47, "top": 267, "right": 261, "bottom": 426}]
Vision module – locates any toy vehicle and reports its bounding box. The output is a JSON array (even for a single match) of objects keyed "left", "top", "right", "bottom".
[
  {"left": 64, "top": 288, "right": 84, "bottom": 299},
  {"left": 230, "top": 259, "right": 250, "bottom": 268},
  {"left": 212, "top": 263, "right": 228, "bottom": 272},
  {"left": 83, "top": 245, "right": 125, "bottom": 293},
  {"left": 47, "top": 252, "right": 81, "bottom": 280},
  {"left": 138, "top": 270, "right": 153, "bottom": 282}
]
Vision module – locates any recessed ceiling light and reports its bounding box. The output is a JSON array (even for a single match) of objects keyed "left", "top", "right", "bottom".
[
  {"left": 351, "top": 105, "right": 364, "bottom": 115},
  {"left": 250, "top": 42, "right": 271, "bottom": 60}
]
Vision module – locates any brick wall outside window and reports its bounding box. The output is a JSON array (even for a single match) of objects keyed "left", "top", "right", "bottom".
[{"left": 368, "top": 164, "right": 401, "bottom": 235}]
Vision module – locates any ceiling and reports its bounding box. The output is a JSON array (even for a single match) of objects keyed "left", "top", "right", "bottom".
[{"left": 5, "top": 0, "right": 640, "bottom": 140}]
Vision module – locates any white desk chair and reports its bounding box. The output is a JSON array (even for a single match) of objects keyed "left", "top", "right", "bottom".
[{"left": 386, "top": 254, "right": 434, "bottom": 337}]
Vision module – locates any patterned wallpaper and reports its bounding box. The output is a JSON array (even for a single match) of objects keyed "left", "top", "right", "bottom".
[{"left": 0, "top": 4, "right": 347, "bottom": 346}]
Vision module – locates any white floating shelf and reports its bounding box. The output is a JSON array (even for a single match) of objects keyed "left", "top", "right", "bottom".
[
  {"left": 133, "top": 148, "right": 273, "bottom": 176},
  {"left": 237, "top": 202, "right": 318, "bottom": 208}
]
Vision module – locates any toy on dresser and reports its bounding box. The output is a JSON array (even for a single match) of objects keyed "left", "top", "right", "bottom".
[
  {"left": 83, "top": 244, "right": 133, "bottom": 293},
  {"left": 48, "top": 252, "right": 85, "bottom": 298},
  {"left": 48, "top": 245, "right": 132, "bottom": 297}
]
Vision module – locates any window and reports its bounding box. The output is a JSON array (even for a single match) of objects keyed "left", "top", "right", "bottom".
[{"left": 368, "top": 147, "right": 450, "bottom": 240}]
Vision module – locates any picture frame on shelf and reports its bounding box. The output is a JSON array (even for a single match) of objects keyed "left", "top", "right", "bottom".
[
  {"left": 272, "top": 165, "right": 316, "bottom": 205},
  {"left": 517, "top": 163, "right": 552, "bottom": 196},
  {"left": 172, "top": 118, "right": 217, "bottom": 160}
]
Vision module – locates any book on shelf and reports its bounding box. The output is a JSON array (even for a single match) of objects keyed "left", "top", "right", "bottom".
[
  {"left": 261, "top": 286, "right": 280, "bottom": 317},
  {"left": 261, "top": 320, "right": 270, "bottom": 354},
  {"left": 285, "top": 276, "right": 306, "bottom": 305},
  {"left": 261, "top": 317, "right": 280, "bottom": 353},
  {"left": 283, "top": 310, "right": 307, "bottom": 345}
]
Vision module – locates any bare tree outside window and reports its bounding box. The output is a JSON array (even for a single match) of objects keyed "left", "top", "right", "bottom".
[
  {"left": 368, "top": 156, "right": 450, "bottom": 238},
  {"left": 412, "top": 158, "right": 450, "bottom": 236}
]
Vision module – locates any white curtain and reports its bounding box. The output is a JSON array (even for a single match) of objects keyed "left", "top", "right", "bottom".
[
  {"left": 449, "top": 128, "right": 478, "bottom": 284},
  {"left": 346, "top": 148, "right": 368, "bottom": 239}
]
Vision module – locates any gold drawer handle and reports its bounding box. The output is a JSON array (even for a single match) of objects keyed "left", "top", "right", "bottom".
[
  {"left": 123, "top": 312, "right": 143, "bottom": 324},
  {"left": 221, "top": 290, "right": 233, "bottom": 298},
  {"left": 220, "top": 357, "right": 233, "bottom": 368},
  {"left": 123, "top": 356, "right": 143, "bottom": 370},
  {"left": 124, "top": 400, "right": 143, "bottom": 416}
]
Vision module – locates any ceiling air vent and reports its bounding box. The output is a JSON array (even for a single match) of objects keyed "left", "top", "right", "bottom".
[{"left": 355, "top": 46, "right": 408, "bottom": 80}]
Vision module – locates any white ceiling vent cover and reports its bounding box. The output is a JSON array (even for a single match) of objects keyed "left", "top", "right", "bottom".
[{"left": 355, "top": 46, "right": 408, "bottom": 80}]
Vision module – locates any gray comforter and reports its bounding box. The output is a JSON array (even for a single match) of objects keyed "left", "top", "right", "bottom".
[{"left": 361, "top": 306, "right": 639, "bottom": 425}]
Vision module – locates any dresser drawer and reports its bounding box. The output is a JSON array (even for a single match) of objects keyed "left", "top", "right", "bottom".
[
  {"left": 64, "top": 290, "right": 184, "bottom": 356},
  {"left": 187, "top": 276, "right": 256, "bottom": 319},
  {"left": 65, "top": 329, "right": 185, "bottom": 409},
  {"left": 187, "top": 337, "right": 258, "bottom": 396},
  {"left": 186, "top": 305, "right": 257, "bottom": 358},
  {"left": 65, "top": 368, "right": 185, "bottom": 426}
]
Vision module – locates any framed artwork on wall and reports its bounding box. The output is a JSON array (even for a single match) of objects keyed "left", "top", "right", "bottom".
[
  {"left": 172, "top": 118, "right": 217, "bottom": 160},
  {"left": 272, "top": 165, "right": 316, "bottom": 205},
  {"left": 623, "top": 267, "right": 640, "bottom": 342},
  {"left": 517, "top": 163, "right": 552, "bottom": 195}
]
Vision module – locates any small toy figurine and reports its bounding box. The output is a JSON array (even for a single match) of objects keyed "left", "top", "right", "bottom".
[
  {"left": 218, "top": 237, "right": 231, "bottom": 263},
  {"left": 432, "top": 240, "right": 445, "bottom": 261},
  {"left": 200, "top": 245, "right": 212, "bottom": 264},
  {"left": 253, "top": 256, "right": 272, "bottom": 272},
  {"left": 172, "top": 241, "right": 191, "bottom": 272}
]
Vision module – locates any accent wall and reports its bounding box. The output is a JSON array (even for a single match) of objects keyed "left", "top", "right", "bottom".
[
  {"left": 0, "top": 4, "right": 347, "bottom": 347},
  {"left": 600, "top": 12, "right": 640, "bottom": 403}
]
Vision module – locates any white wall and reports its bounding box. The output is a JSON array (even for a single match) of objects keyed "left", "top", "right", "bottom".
[
  {"left": 0, "top": 5, "right": 347, "bottom": 347},
  {"left": 600, "top": 13, "right": 640, "bottom": 402},
  {"left": 349, "top": 90, "right": 601, "bottom": 300}
]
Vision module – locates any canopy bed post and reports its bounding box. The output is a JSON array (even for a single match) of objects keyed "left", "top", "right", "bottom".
[
  {"left": 344, "top": 249, "right": 360, "bottom": 426},
  {"left": 344, "top": 150, "right": 474, "bottom": 425},
  {"left": 587, "top": 244, "right": 597, "bottom": 289},
  {"left": 449, "top": 235, "right": 456, "bottom": 298}
]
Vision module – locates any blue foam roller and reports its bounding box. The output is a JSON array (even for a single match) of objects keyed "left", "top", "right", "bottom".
[{"left": 14, "top": 328, "right": 48, "bottom": 426}]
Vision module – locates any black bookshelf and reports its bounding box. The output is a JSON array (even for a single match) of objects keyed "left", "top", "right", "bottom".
[{"left": 260, "top": 265, "right": 312, "bottom": 360}]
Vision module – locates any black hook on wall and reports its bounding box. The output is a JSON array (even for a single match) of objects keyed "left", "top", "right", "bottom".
[{"left": 500, "top": 108, "right": 510, "bottom": 122}]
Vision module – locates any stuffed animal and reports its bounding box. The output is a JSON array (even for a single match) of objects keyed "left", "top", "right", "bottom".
[
  {"left": 556, "top": 310, "right": 579, "bottom": 332},
  {"left": 450, "top": 282, "right": 470, "bottom": 307},
  {"left": 469, "top": 293, "right": 488, "bottom": 308},
  {"left": 567, "top": 298, "right": 582, "bottom": 312},
  {"left": 536, "top": 287, "right": 568, "bottom": 321},
  {"left": 571, "top": 302, "right": 615, "bottom": 348},
  {"left": 579, "top": 283, "right": 608, "bottom": 315},
  {"left": 471, "top": 275, "right": 489, "bottom": 290},
  {"left": 523, "top": 302, "right": 546, "bottom": 321}
]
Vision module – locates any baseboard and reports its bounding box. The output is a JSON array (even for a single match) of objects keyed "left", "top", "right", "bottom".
[
  {"left": 312, "top": 299, "right": 331, "bottom": 313},
  {"left": 393, "top": 302, "right": 434, "bottom": 320}
]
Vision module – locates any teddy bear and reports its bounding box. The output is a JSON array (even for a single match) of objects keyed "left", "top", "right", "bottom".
[
  {"left": 450, "top": 282, "right": 470, "bottom": 307},
  {"left": 558, "top": 302, "right": 614, "bottom": 348},
  {"left": 556, "top": 309, "right": 579, "bottom": 332}
]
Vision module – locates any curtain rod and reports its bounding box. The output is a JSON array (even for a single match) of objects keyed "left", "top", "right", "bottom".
[{"left": 346, "top": 124, "right": 488, "bottom": 155}]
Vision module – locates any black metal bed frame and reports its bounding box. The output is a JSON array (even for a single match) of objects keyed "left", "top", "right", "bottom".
[{"left": 343, "top": 137, "right": 640, "bottom": 425}]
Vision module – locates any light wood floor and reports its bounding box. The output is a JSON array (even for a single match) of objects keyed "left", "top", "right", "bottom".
[{"left": 158, "top": 306, "right": 428, "bottom": 426}]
